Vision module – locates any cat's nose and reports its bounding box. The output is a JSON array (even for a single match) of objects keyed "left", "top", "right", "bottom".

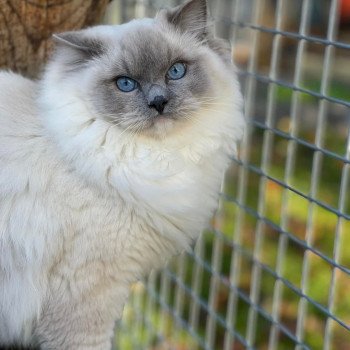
[{"left": 148, "top": 95, "right": 168, "bottom": 115}]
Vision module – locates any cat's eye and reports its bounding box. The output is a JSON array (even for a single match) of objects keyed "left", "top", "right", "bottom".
[
  {"left": 167, "top": 62, "right": 186, "bottom": 80},
  {"left": 116, "top": 77, "right": 137, "bottom": 92}
]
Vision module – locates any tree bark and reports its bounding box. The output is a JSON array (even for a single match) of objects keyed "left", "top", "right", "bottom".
[{"left": 0, "top": 0, "right": 110, "bottom": 77}]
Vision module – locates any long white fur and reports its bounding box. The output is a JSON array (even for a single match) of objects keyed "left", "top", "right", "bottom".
[{"left": 0, "top": 18, "right": 244, "bottom": 349}]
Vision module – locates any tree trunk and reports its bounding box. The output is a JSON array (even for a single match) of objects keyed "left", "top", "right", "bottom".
[{"left": 0, "top": 0, "right": 110, "bottom": 77}]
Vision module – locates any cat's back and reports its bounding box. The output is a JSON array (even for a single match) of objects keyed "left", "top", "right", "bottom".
[
  {"left": 0, "top": 71, "right": 37, "bottom": 110},
  {"left": 0, "top": 71, "right": 40, "bottom": 134},
  {"left": 0, "top": 71, "right": 52, "bottom": 208}
]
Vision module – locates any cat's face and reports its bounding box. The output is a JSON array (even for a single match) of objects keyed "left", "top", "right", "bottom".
[
  {"left": 50, "top": 0, "right": 234, "bottom": 138},
  {"left": 90, "top": 23, "right": 212, "bottom": 137}
]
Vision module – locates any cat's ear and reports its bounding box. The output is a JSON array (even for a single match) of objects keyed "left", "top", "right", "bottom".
[
  {"left": 52, "top": 31, "right": 104, "bottom": 67},
  {"left": 160, "top": 0, "right": 231, "bottom": 63},
  {"left": 163, "top": 0, "right": 208, "bottom": 40}
]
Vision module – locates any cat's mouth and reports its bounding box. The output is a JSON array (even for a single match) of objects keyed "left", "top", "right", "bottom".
[
  {"left": 128, "top": 112, "right": 183, "bottom": 138},
  {"left": 153, "top": 115, "right": 171, "bottom": 123},
  {"left": 150, "top": 112, "right": 176, "bottom": 123},
  {"left": 146, "top": 113, "right": 177, "bottom": 136},
  {"left": 137, "top": 105, "right": 198, "bottom": 137},
  {"left": 116, "top": 108, "right": 193, "bottom": 138}
]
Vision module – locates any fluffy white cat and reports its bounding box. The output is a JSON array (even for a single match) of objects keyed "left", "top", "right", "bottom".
[{"left": 0, "top": 0, "right": 244, "bottom": 348}]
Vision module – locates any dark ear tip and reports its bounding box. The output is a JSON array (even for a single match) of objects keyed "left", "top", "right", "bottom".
[
  {"left": 190, "top": 0, "right": 207, "bottom": 4},
  {"left": 167, "top": 0, "right": 209, "bottom": 38},
  {"left": 187, "top": 0, "right": 207, "bottom": 8},
  {"left": 52, "top": 32, "right": 73, "bottom": 46},
  {"left": 191, "top": 0, "right": 208, "bottom": 10},
  {"left": 51, "top": 32, "right": 89, "bottom": 51},
  {"left": 52, "top": 33, "right": 60, "bottom": 41}
]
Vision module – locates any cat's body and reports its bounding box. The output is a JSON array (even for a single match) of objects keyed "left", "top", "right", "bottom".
[{"left": 0, "top": 0, "right": 244, "bottom": 348}]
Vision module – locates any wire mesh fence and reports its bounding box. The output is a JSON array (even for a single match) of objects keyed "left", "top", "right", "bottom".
[{"left": 105, "top": 0, "right": 350, "bottom": 349}]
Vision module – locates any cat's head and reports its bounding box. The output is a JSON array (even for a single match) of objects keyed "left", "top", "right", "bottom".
[{"left": 44, "top": 0, "right": 241, "bottom": 139}]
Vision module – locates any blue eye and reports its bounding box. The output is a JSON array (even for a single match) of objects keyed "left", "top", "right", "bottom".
[
  {"left": 167, "top": 62, "right": 186, "bottom": 80},
  {"left": 116, "top": 77, "right": 137, "bottom": 92}
]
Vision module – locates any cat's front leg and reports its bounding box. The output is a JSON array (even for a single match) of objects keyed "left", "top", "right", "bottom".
[
  {"left": 35, "top": 305, "right": 115, "bottom": 350},
  {"left": 34, "top": 285, "right": 126, "bottom": 350}
]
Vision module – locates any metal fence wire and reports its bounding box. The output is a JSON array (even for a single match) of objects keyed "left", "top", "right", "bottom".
[{"left": 106, "top": 0, "right": 350, "bottom": 349}]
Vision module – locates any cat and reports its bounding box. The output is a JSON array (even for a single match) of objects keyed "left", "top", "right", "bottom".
[{"left": 0, "top": 0, "right": 244, "bottom": 348}]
